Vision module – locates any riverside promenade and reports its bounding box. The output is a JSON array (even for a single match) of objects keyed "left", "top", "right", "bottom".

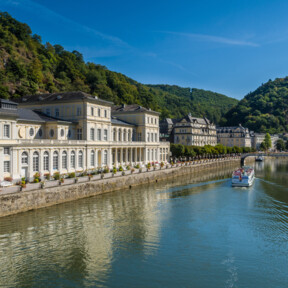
[{"left": 0, "top": 156, "right": 242, "bottom": 217}]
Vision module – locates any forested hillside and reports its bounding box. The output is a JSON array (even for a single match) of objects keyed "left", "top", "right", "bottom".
[
  {"left": 222, "top": 77, "right": 288, "bottom": 133},
  {"left": 0, "top": 12, "right": 237, "bottom": 122},
  {"left": 148, "top": 85, "right": 238, "bottom": 123}
]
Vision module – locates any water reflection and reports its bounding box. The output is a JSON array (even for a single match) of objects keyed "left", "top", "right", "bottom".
[{"left": 1, "top": 160, "right": 288, "bottom": 287}]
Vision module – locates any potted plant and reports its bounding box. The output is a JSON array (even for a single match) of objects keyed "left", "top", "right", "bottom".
[
  {"left": 121, "top": 171, "right": 126, "bottom": 176},
  {"left": 75, "top": 177, "right": 79, "bottom": 183},
  {"left": 131, "top": 168, "right": 135, "bottom": 174},
  {"left": 160, "top": 162, "right": 164, "bottom": 169},
  {"left": 40, "top": 181, "right": 46, "bottom": 189}
]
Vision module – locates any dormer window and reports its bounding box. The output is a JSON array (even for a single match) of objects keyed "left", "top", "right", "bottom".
[
  {"left": 55, "top": 108, "right": 60, "bottom": 117},
  {"left": 46, "top": 108, "right": 50, "bottom": 116},
  {"left": 91, "top": 107, "right": 94, "bottom": 116}
]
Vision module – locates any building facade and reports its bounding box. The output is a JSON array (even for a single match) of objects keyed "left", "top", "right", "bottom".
[
  {"left": 217, "top": 125, "right": 251, "bottom": 148},
  {"left": 0, "top": 92, "right": 170, "bottom": 182},
  {"left": 173, "top": 114, "right": 217, "bottom": 146}
]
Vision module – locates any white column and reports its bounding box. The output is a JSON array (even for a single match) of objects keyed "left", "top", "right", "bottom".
[
  {"left": 120, "top": 148, "right": 123, "bottom": 164},
  {"left": 108, "top": 148, "right": 112, "bottom": 168}
]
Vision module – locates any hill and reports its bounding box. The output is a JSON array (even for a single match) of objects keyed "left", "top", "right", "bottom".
[
  {"left": 148, "top": 85, "right": 238, "bottom": 123},
  {"left": 0, "top": 11, "right": 237, "bottom": 122},
  {"left": 222, "top": 77, "right": 288, "bottom": 133}
]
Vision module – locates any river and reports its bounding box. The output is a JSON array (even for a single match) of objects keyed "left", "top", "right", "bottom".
[{"left": 0, "top": 159, "right": 288, "bottom": 288}]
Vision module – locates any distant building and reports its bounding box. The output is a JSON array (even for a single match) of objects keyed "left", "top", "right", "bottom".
[
  {"left": 250, "top": 132, "right": 280, "bottom": 150},
  {"left": 173, "top": 114, "right": 217, "bottom": 146},
  {"left": 217, "top": 125, "right": 251, "bottom": 148},
  {"left": 159, "top": 118, "right": 177, "bottom": 141}
]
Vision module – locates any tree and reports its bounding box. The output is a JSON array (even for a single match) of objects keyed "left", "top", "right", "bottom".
[
  {"left": 264, "top": 133, "right": 272, "bottom": 150},
  {"left": 276, "top": 139, "right": 286, "bottom": 151}
]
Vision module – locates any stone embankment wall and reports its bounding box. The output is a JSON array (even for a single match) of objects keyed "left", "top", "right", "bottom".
[{"left": 0, "top": 159, "right": 241, "bottom": 218}]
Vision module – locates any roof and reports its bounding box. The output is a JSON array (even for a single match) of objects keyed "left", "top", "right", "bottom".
[
  {"left": 16, "top": 91, "right": 113, "bottom": 106},
  {"left": 112, "top": 104, "right": 159, "bottom": 114},
  {"left": 111, "top": 117, "right": 135, "bottom": 127},
  {"left": 0, "top": 98, "right": 18, "bottom": 105},
  {"left": 17, "top": 108, "right": 73, "bottom": 124},
  {"left": 180, "top": 114, "right": 212, "bottom": 125}
]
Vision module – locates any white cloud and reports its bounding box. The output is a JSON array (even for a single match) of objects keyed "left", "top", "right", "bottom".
[{"left": 159, "top": 31, "right": 259, "bottom": 47}]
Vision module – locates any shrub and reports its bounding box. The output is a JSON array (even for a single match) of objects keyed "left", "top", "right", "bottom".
[
  {"left": 112, "top": 167, "right": 117, "bottom": 174},
  {"left": 68, "top": 172, "right": 76, "bottom": 178},
  {"left": 44, "top": 173, "right": 50, "bottom": 180},
  {"left": 119, "top": 166, "right": 123, "bottom": 171},
  {"left": 33, "top": 172, "right": 41, "bottom": 183},
  {"left": 122, "top": 171, "right": 125, "bottom": 176},
  {"left": 103, "top": 167, "right": 109, "bottom": 173},
  {"left": 4, "top": 177, "right": 13, "bottom": 182},
  {"left": 34, "top": 178, "right": 39, "bottom": 183},
  {"left": 126, "top": 165, "right": 130, "bottom": 170},
  {"left": 131, "top": 168, "right": 135, "bottom": 173},
  {"left": 147, "top": 162, "right": 151, "bottom": 170},
  {"left": 53, "top": 172, "right": 60, "bottom": 180},
  {"left": 135, "top": 164, "right": 140, "bottom": 169}
]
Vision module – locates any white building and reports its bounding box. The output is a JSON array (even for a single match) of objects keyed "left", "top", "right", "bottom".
[{"left": 0, "top": 92, "right": 170, "bottom": 182}]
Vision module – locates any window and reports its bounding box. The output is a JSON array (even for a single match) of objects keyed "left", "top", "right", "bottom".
[
  {"left": 68, "top": 129, "right": 72, "bottom": 138},
  {"left": 38, "top": 129, "right": 43, "bottom": 137},
  {"left": 21, "top": 152, "right": 28, "bottom": 165},
  {"left": 97, "top": 129, "right": 101, "bottom": 141},
  {"left": 104, "top": 129, "right": 108, "bottom": 141},
  {"left": 49, "top": 129, "right": 54, "bottom": 138},
  {"left": 77, "top": 129, "right": 82, "bottom": 140},
  {"left": 155, "top": 118, "right": 157, "bottom": 124},
  {"left": 77, "top": 107, "right": 82, "bottom": 116},
  {"left": 113, "top": 129, "right": 116, "bottom": 141},
  {"left": 53, "top": 151, "right": 59, "bottom": 170},
  {"left": 91, "top": 107, "right": 94, "bottom": 116},
  {"left": 71, "top": 151, "right": 75, "bottom": 168},
  {"left": 103, "top": 150, "right": 108, "bottom": 165},
  {"left": 62, "top": 151, "right": 67, "bottom": 169},
  {"left": 29, "top": 128, "right": 34, "bottom": 137},
  {"left": 4, "top": 147, "right": 10, "bottom": 155},
  {"left": 60, "top": 129, "right": 65, "bottom": 137},
  {"left": 128, "top": 131, "right": 131, "bottom": 141},
  {"left": 33, "top": 152, "right": 39, "bottom": 172},
  {"left": 98, "top": 108, "right": 101, "bottom": 117},
  {"left": 90, "top": 128, "right": 95, "bottom": 140},
  {"left": 151, "top": 133, "right": 154, "bottom": 142},
  {"left": 147, "top": 117, "right": 149, "bottom": 124},
  {"left": 4, "top": 124, "right": 10, "bottom": 138},
  {"left": 46, "top": 108, "right": 50, "bottom": 116},
  {"left": 155, "top": 133, "right": 157, "bottom": 142},
  {"left": 43, "top": 151, "right": 49, "bottom": 171},
  {"left": 90, "top": 150, "right": 95, "bottom": 166},
  {"left": 137, "top": 132, "right": 141, "bottom": 141},
  {"left": 78, "top": 151, "right": 83, "bottom": 168},
  {"left": 118, "top": 130, "right": 121, "bottom": 141},
  {"left": 4, "top": 161, "right": 10, "bottom": 172},
  {"left": 55, "top": 108, "right": 60, "bottom": 117},
  {"left": 147, "top": 132, "right": 150, "bottom": 142},
  {"left": 104, "top": 110, "right": 107, "bottom": 118},
  {"left": 123, "top": 130, "right": 127, "bottom": 141}
]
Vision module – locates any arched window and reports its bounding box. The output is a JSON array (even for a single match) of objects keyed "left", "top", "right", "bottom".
[
  {"left": 53, "top": 151, "right": 59, "bottom": 170},
  {"left": 71, "top": 151, "right": 75, "bottom": 168},
  {"left": 113, "top": 129, "right": 116, "bottom": 141},
  {"left": 123, "top": 129, "right": 127, "bottom": 141},
  {"left": 21, "top": 152, "right": 28, "bottom": 165},
  {"left": 147, "top": 149, "right": 150, "bottom": 161},
  {"left": 128, "top": 130, "right": 131, "bottom": 141},
  {"left": 103, "top": 150, "right": 108, "bottom": 165},
  {"left": 78, "top": 150, "right": 83, "bottom": 168},
  {"left": 118, "top": 129, "right": 121, "bottom": 141},
  {"left": 33, "top": 151, "right": 39, "bottom": 171},
  {"left": 43, "top": 151, "right": 49, "bottom": 171},
  {"left": 62, "top": 151, "right": 67, "bottom": 169},
  {"left": 91, "top": 150, "right": 95, "bottom": 167}
]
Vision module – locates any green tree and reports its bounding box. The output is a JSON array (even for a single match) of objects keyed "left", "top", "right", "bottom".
[
  {"left": 264, "top": 133, "right": 272, "bottom": 150},
  {"left": 276, "top": 139, "right": 285, "bottom": 151}
]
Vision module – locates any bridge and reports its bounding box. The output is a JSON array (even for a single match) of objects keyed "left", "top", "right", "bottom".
[{"left": 241, "top": 152, "right": 288, "bottom": 166}]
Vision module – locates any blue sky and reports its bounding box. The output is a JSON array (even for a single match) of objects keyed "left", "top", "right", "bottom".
[{"left": 2, "top": 0, "right": 288, "bottom": 99}]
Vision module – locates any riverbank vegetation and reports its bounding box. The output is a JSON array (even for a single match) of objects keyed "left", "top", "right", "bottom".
[{"left": 170, "top": 143, "right": 255, "bottom": 158}]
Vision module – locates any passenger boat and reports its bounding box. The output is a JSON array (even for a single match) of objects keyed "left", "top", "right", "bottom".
[
  {"left": 255, "top": 156, "right": 264, "bottom": 162},
  {"left": 232, "top": 166, "right": 255, "bottom": 187}
]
